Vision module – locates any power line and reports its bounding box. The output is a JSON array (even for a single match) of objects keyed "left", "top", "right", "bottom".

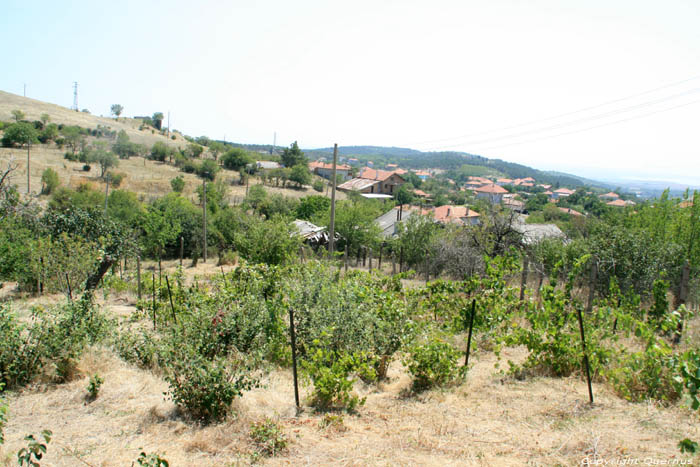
[
  {"left": 410, "top": 74, "right": 700, "bottom": 147},
  {"left": 424, "top": 87, "right": 700, "bottom": 151},
  {"left": 461, "top": 98, "right": 700, "bottom": 153}
]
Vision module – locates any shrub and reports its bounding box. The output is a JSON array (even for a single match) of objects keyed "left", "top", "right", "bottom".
[
  {"left": 82, "top": 164, "right": 91, "bottom": 172},
  {"left": 312, "top": 180, "right": 324, "bottom": 192},
  {"left": 40, "top": 168, "right": 60, "bottom": 195},
  {"left": 135, "top": 452, "right": 169, "bottom": 467},
  {"left": 17, "top": 430, "right": 52, "bottom": 466},
  {"left": 197, "top": 159, "right": 220, "bottom": 181},
  {"left": 86, "top": 373, "right": 104, "bottom": 400},
  {"left": 404, "top": 337, "right": 461, "bottom": 391},
  {"left": 163, "top": 354, "right": 258, "bottom": 423},
  {"left": 170, "top": 176, "right": 185, "bottom": 193},
  {"left": 249, "top": 418, "right": 288, "bottom": 457}
]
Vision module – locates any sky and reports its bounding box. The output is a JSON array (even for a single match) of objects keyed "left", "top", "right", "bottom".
[{"left": 2, "top": 0, "right": 699, "bottom": 185}]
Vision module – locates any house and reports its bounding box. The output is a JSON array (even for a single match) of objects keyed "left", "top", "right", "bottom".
[
  {"left": 292, "top": 220, "right": 340, "bottom": 248},
  {"left": 347, "top": 158, "right": 359, "bottom": 165},
  {"left": 551, "top": 188, "right": 575, "bottom": 200},
  {"left": 474, "top": 184, "right": 508, "bottom": 203},
  {"left": 256, "top": 161, "right": 281, "bottom": 170},
  {"left": 606, "top": 199, "right": 628, "bottom": 207},
  {"left": 385, "top": 163, "right": 398, "bottom": 170},
  {"left": 514, "top": 216, "right": 566, "bottom": 244},
  {"left": 337, "top": 169, "right": 406, "bottom": 195},
  {"left": 375, "top": 206, "right": 418, "bottom": 237},
  {"left": 415, "top": 170, "right": 431, "bottom": 181},
  {"left": 504, "top": 198, "right": 526, "bottom": 213},
  {"left": 496, "top": 178, "right": 514, "bottom": 186},
  {"left": 558, "top": 207, "right": 583, "bottom": 217},
  {"left": 599, "top": 191, "right": 620, "bottom": 201},
  {"left": 413, "top": 189, "right": 430, "bottom": 199},
  {"left": 308, "top": 161, "right": 352, "bottom": 181},
  {"left": 431, "top": 205, "right": 481, "bottom": 225}
]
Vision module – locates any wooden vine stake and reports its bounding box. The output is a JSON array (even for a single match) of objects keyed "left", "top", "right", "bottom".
[
  {"left": 288, "top": 308, "right": 300, "bottom": 410},
  {"left": 165, "top": 275, "right": 177, "bottom": 325},
  {"left": 151, "top": 272, "right": 157, "bottom": 330},
  {"left": 464, "top": 299, "right": 476, "bottom": 368},
  {"left": 576, "top": 306, "right": 594, "bottom": 404}
]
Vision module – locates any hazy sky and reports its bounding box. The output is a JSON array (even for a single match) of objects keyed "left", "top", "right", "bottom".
[{"left": 2, "top": 0, "right": 699, "bottom": 184}]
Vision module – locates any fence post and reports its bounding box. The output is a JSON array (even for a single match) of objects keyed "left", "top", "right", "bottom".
[
  {"left": 362, "top": 247, "right": 367, "bottom": 267},
  {"left": 289, "top": 308, "right": 300, "bottom": 410},
  {"left": 136, "top": 256, "right": 142, "bottom": 301},
  {"left": 586, "top": 259, "right": 597, "bottom": 314},
  {"left": 464, "top": 299, "right": 476, "bottom": 367},
  {"left": 378, "top": 245, "right": 383, "bottom": 270},
  {"left": 151, "top": 272, "right": 157, "bottom": 331},
  {"left": 399, "top": 247, "right": 404, "bottom": 273},
  {"left": 356, "top": 246, "right": 361, "bottom": 267},
  {"left": 576, "top": 307, "right": 594, "bottom": 404},
  {"left": 165, "top": 275, "right": 177, "bottom": 325},
  {"left": 520, "top": 257, "right": 529, "bottom": 302},
  {"left": 391, "top": 252, "right": 396, "bottom": 274}
]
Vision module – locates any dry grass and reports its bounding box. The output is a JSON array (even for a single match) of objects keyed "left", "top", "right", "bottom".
[
  {"left": 0, "top": 90, "right": 347, "bottom": 203},
  {"left": 1, "top": 334, "right": 697, "bottom": 466}
]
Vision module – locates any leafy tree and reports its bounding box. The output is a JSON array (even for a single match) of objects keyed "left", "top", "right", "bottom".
[
  {"left": 170, "top": 175, "right": 185, "bottom": 193},
  {"left": 38, "top": 123, "right": 58, "bottom": 144},
  {"left": 152, "top": 112, "right": 164, "bottom": 130},
  {"left": 296, "top": 195, "right": 330, "bottom": 220},
  {"left": 142, "top": 206, "right": 181, "bottom": 264},
  {"left": 312, "top": 180, "right": 324, "bottom": 192},
  {"left": 198, "top": 159, "right": 220, "bottom": 181},
  {"left": 61, "top": 126, "right": 84, "bottom": 154},
  {"left": 1, "top": 122, "right": 38, "bottom": 148},
  {"left": 92, "top": 145, "right": 119, "bottom": 178},
  {"left": 396, "top": 184, "right": 414, "bottom": 205},
  {"left": 40, "top": 168, "right": 60, "bottom": 195},
  {"left": 280, "top": 141, "right": 307, "bottom": 168},
  {"left": 222, "top": 147, "right": 253, "bottom": 171},
  {"left": 150, "top": 141, "right": 172, "bottom": 162},
  {"left": 525, "top": 193, "right": 549, "bottom": 212},
  {"left": 106, "top": 189, "right": 145, "bottom": 228},
  {"left": 208, "top": 141, "right": 225, "bottom": 160},
  {"left": 11, "top": 109, "right": 24, "bottom": 122},
  {"left": 40, "top": 113, "right": 50, "bottom": 126},
  {"left": 289, "top": 164, "right": 311, "bottom": 188},
  {"left": 110, "top": 104, "right": 124, "bottom": 119},
  {"left": 186, "top": 143, "right": 204, "bottom": 158},
  {"left": 394, "top": 214, "right": 438, "bottom": 269},
  {"left": 315, "top": 199, "right": 383, "bottom": 254}
]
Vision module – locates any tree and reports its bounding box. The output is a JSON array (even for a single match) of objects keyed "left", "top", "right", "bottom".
[
  {"left": 41, "top": 168, "right": 60, "bottom": 195},
  {"left": 110, "top": 104, "right": 124, "bottom": 119},
  {"left": 186, "top": 143, "right": 204, "bottom": 158},
  {"left": 38, "top": 124, "right": 58, "bottom": 144},
  {"left": 208, "top": 141, "right": 225, "bottom": 160},
  {"left": 221, "top": 147, "right": 253, "bottom": 171},
  {"left": 11, "top": 110, "right": 24, "bottom": 122},
  {"left": 152, "top": 112, "right": 164, "bottom": 130},
  {"left": 40, "top": 113, "right": 50, "bottom": 126},
  {"left": 171, "top": 176, "right": 185, "bottom": 193},
  {"left": 1, "top": 123, "right": 39, "bottom": 148},
  {"left": 92, "top": 146, "right": 119, "bottom": 178},
  {"left": 396, "top": 184, "right": 415, "bottom": 205},
  {"left": 289, "top": 164, "right": 311, "bottom": 188},
  {"left": 61, "top": 126, "right": 84, "bottom": 154},
  {"left": 198, "top": 159, "right": 220, "bottom": 181},
  {"left": 281, "top": 141, "right": 307, "bottom": 168},
  {"left": 150, "top": 141, "right": 171, "bottom": 162},
  {"left": 296, "top": 195, "right": 330, "bottom": 220}
]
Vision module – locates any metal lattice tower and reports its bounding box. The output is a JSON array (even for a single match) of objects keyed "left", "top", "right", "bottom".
[{"left": 72, "top": 82, "right": 78, "bottom": 111}]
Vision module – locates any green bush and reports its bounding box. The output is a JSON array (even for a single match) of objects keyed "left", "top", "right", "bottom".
[
  {"left": 312, "top": 180, "right": 324, "bottom": 192},
  {"left": 40, "top": 168, "right": 60, "bottom": 195},
  {"left": 163, "top": 354, "right": 258, "bottom": 423},
  {"left": 135, "top": 452, "right": 169, "bottom": 467},
  {"left": 404, "top": 336, "right": 461, "bottom": 391},
  {"left": 86, "top": 373, "right": 104, "bottom": 400},
  {"left": 249, "top": 418, "right": 288, "bottom": 456},
  {"left": 170, "top": 176, "right": 185, "bottom": 193}
]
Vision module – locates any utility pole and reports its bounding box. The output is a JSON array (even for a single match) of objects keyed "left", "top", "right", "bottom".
[
  {"left": 72, "top": 82, "right": 78, "bottom": 112},
  {"left": 23, "top": 83, "right": 26, "bottom": 97},
  {"left": 167, "top": 111, "right": 170, "bottom": 139},
  {"left": 329, "top": 143, "right": 338, "bottom": 254},
  {"left": 202, "top": 178, "right": 207, "bottom": 263},
  {"left": 27, "top": 145, "right": 30, "bottom": 194}
]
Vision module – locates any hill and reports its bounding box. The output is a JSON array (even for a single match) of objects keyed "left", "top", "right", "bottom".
[{"left": 306, "top": 145, "right": 590, "bottom": 188}]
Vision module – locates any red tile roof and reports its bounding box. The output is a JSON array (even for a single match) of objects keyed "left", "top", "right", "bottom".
[
  {"left": 607, "top": 199, "right": 627, "bottom": 207},
  {"left": 558, "top": 207, "right": 583, "bottom": 216},
  {"left": 553, "top": 188, "right": 575, "bottom": 195},
  {"left": 475, "top": 184, "right": 508, "bottom": 194},
  {"left": 309, "top": 161, "right": 351, "bottom": 171}
]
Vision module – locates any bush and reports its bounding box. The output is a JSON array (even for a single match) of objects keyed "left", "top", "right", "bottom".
[
  {"left": 83, "top": 164, "right": 91, "bottom": 172},
  {"left": 312, "top": 180, "right": 324, "bottom": 192},
  {"left": 86, "top": 373, "right": 104, "bottom": 400},
  {"left": 249, "top": 418, "right": 288, "bottom": 457},
  {"left": 404, "top": 337, "right": 461, "bottom": 391},
  {"left": 170, "top": 176, "right": 185, "bottom": 193},
  {"left": 221, "top": 147, "right": 252, "bottom": 171},
  {"left": 40, "top": 168, "right": 60, "bottom": 195},
  {"left": 163, "top": 354, "right": 258, "bottom": 423},
  {"left": 197, "top": 159, "right": 220, "bottom": 181}
]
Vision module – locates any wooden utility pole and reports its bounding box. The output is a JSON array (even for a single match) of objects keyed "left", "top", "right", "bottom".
[
  {"left": 202, "top": 178, "right": 207, "bottom": 263},
  {"left": 329, "top": 143, "right": 338, "bottom": 255},
  {"left": 27, "top": 146, "right": 30, "bottom": 194},
  {"left": 520, "top": 257, "right": 529, "bottom": 302}
]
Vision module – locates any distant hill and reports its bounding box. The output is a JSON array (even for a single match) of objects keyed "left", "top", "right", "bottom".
[{"left": 306, "top": 145, "right": 589, "bottom": 188}]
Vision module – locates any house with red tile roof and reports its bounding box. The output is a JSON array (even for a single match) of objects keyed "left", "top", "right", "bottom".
[
  {"left": 338, "top": 169, "right": 406, "bottom": 195},
  {"left": 496, "top": 178, "right": 514, "bottom": 186},
  {"left": 558, "top": 207, "right": 583, "bottom": 217},
  {"left": 606, "top": 199, "right": 628, "bottom": 207},
  {"left": 309, "top": 161, "right": 352, "bottom": 181},
  {"left": 474, "top": 183, "right": 508, "bottom": 203},
  {"left": 599, "top": 191, "right": 620, "bottom": 200},
  {"left": 551, "top": 188, "right": 575, "bottom": 200},
  {"left": 431, "top": 205, "right": 481, "bottom": 225}
]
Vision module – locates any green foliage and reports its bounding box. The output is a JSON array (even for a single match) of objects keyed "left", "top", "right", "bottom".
[
  {"left": 394, "top": 214, "right": 438, "bottom": 270},
  {"left": 197, "top": 159, "right": 220, "bottom": 181},
  {"left": 163, "top": 354, "right": 258, "bottom": 423},
  {"left": 86, "top": 373, "right": 104, "bottom": 400},
  {"left": 110, "top": 104, "right": 123, "bottom": 118},
  {"left": 280, "top": 141, "right": 307, "bottom": 168},
  {"left": 152, "top": 112, "right": 164, "bottom": 130},
  {"left": 186, "top": 143, "right": 203, "bottom": 158},
  {"left": 679, "top": 438, "right": 698, "bottom": 454},
  {"left": 17, "top": 430, "right": 52, "bottom": 467},
  {"left": 170, "top": 175, "right": 185, "bottom": 193},
  {"left": 302, "top": 341, "right": 371, "bottom": 411},
  {"left": 404, "top": 336, "right": 461, "bottom": 392},
  {"left": 221, "top": 147, "right": 253, "bottom": 171},
  {"left": 150, "top": 141, "right": 173, "bottom": 162},
  {"left": 249, "top": 418, "right": 288, "bottom": 456},
  {"left": 40, "top": 168, "right": 60, "bottom": 195},
  {"left": 1, "top": 122, "right": 38, "bottom": 148},
  {"left": 295, "top": 195, "right": 330, "bottom": 221},
  {"left": 289, "top": 164, "right": 311, "bottom": 188},
  {"left": 38, "top": 123, "right": 58, "bottom": 144},
  {"left": 312, "top": 179, "right": 324, "bottom": 192},
  {"left": 314, "top": 198, "right": 383, "bottom": 254},
  {"left": 11, "top": 109, "right": 25, "bottom": 122},
  {"left": 136, "top": 452, "right": 169, "bottom": 467},
  {"left": 0, "top": 383, "right": 6, "bottom": 445},
  {"left": 650, "top": 276, "right": 670, "bottom": 323}
]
